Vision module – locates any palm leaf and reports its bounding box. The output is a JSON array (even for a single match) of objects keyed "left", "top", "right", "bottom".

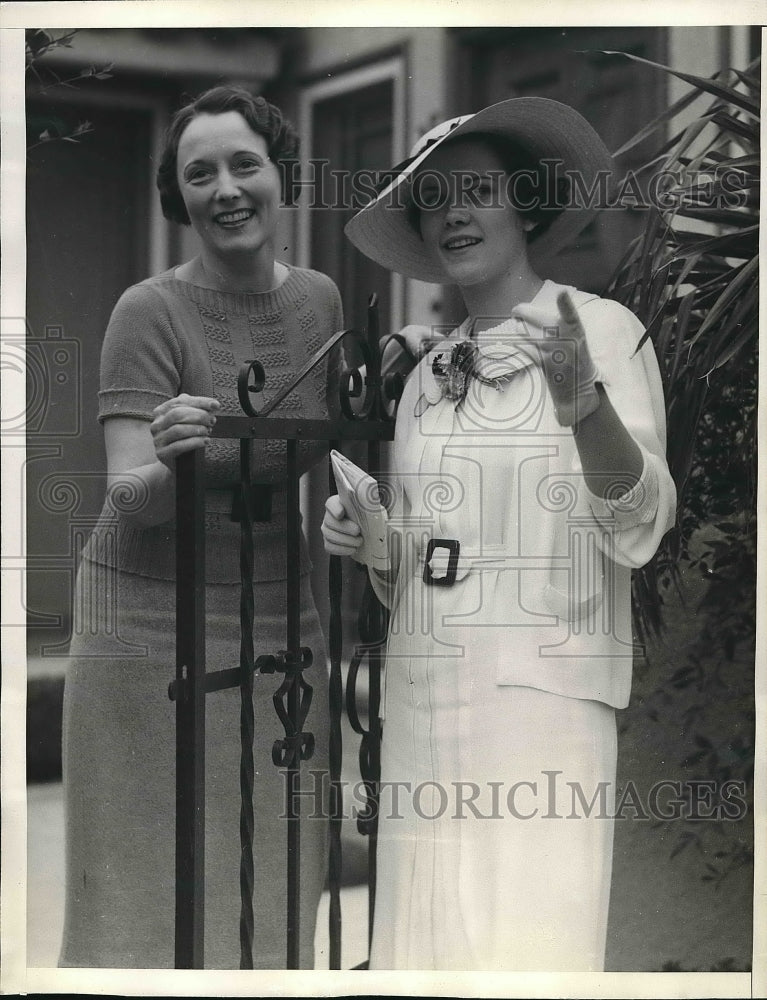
[
  {"left": 600, "top": 50, "right": 760, "bottom": 116},
  {"left": 604, "top": 52, "right": 760, "bottom": 638},
  {"left": 705, "top": 311, "right": 757, "bottom": 372},
  {"left": 669, "top": 291, "right": 697, "bottom": 385},
  {"left": 675, "top": 205, "right": 759, "bottom": 226},
  {"left": 689, "top": 256, "right": 758, "bottom": 346},
  {"left": 730, "top": 63, "right": 762, "bottom": 91},
  {"left": 708, "top": 110, "right": 760, "bottom": 143},
  {"left": 611, "top": 85, "right": 705, "bottom": 158}
]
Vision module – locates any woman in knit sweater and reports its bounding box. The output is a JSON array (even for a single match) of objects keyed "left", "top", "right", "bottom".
[{"left": 60, "top": 86, "right": 338, "bottom": 968}]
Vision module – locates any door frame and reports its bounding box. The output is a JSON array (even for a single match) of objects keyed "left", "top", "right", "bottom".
[
  {"left": 25, "top": 84, "right": 172, "bottom": 277},
  {"left": 297, "top": 55, "right": 408, "bottom": 332},
  {"left": 23, "top": 85, "right": 170, "bottom": 646}
]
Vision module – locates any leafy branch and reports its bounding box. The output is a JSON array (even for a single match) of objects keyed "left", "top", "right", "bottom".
[{"left": 25, "top": 29, "right": 113, "bottom": 152}]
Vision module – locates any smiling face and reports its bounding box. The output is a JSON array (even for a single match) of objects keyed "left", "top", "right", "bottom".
[
  {"left": 413, "top": 138, "right": 535, "bottom": 291},
  {"left": 176, "top": 110, "right": 282, "bottom": 265}
]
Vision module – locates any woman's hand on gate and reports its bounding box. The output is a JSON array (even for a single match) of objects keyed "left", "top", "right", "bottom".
[
  {"left": 321, "top": 495, "right": 363, "bottom": 557},
  {"left": 511, "top": 290, "right": 600, "bottom": 427},
  {"left": 150, "top": 394, "right": 221, "bottom": 469}
]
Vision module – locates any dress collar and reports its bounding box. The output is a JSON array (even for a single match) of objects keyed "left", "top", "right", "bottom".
[{"left": 415, "top": 281, "right": 560, "bottom": 413}]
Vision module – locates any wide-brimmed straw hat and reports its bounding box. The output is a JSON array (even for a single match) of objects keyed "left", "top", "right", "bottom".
[{"left": 344, "top": 97, "right": 615, "bottom": 283}]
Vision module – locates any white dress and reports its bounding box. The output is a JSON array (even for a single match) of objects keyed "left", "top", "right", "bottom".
[{"left": 368, "top": 280, "right": 676, "bottom": 971}]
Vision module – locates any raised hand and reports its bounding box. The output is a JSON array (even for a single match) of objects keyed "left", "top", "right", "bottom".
[
  {"left": 511, "top": 290, "right": 600, "bottom": 427},
  {"left": 150, "top": 393, "right": 221, "bottom": 469}
]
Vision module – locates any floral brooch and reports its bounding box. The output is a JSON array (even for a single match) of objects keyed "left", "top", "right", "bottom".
[
  {"left": 431, "top": 341, "right": 477, "bottom": 403},
  {"left": 416, "top": 340, "right": 516, "bottom": 413}
]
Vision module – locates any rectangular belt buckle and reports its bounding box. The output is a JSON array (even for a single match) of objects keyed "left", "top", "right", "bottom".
[{"left": 423, "top": 538, "right": 460, "bottom": 586}]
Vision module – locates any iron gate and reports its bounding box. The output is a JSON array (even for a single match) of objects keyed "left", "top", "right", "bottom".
[{"left": 170, "top": 298, "right": 405, "bottom": 969}]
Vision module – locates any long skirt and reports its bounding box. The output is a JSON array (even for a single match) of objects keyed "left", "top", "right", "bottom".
[
  {"left": 59, "top": 559, "right": 329, "bottom": 969},
  {"left": 370, "top": 573, "right": 617, "bottom": 971}
]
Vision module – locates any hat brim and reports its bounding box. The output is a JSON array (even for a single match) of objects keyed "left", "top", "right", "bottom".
[{"left": 344, "top": 97, "right": 615, "bottom": 284}]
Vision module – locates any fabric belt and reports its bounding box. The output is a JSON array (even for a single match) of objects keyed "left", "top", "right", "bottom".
[{"left": 418, "top": 538, "right": 554, "bottom": 586}]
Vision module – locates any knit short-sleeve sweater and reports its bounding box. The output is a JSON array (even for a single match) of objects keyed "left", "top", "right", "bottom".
[{"left": 82, "top": 264, "right": 343, "bottom": 583}]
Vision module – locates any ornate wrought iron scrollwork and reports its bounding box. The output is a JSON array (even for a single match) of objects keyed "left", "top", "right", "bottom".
[
  {"left": 237, "top": 359, "right": 267, "bottom": 417},
  {"left": 256, "top": 647, "right": 316, "bottom": 768},
  {"left": 235, "top": 295, "right": 406, "bottom": 431},
  {"left": 339, "top": 294, "right": 405, "bottom": 422},
  {"left": 345, "top": 577, "right": 388, "bottom": 836}
]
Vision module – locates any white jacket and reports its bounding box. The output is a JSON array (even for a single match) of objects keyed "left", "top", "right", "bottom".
[{"left": 371, "top": 281, "right": 676, "bottom": 709}]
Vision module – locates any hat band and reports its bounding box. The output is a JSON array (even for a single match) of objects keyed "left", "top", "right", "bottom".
[{"left": 372, "top": 119, "right": 467, "bottom": 195}]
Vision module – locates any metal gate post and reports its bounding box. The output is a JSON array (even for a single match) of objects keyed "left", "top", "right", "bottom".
[{"left": 172, "top": 447, "right": 206, "bottom": 968}]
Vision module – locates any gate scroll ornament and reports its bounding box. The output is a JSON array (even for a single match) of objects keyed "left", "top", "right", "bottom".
[{"left": 170, "top": 296, "right": 407, "bottom": 970}]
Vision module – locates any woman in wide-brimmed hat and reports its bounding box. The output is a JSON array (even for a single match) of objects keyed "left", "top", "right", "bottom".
[{"left": 324, "top": 98, "right": 676, "bottom": 971}]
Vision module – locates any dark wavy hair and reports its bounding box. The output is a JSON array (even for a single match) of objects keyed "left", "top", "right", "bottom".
[
  {"left": 156, "top": 85, "right": 300, "bottom": 225},
  {"left": 406, "top": 131, "right": 569, "bottom": 243}
]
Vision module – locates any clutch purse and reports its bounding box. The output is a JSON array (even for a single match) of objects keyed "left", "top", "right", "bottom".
[{"left": 330, "top": 449, "right": 389, "bottom": 571}]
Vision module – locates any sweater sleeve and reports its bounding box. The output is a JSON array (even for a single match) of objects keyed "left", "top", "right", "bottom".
[
  {"left": 98, "top": 283, "right": 183, "bottom": 422},
  {"left": 577, "top": 297, "right": 676, "bottom": 568}
]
